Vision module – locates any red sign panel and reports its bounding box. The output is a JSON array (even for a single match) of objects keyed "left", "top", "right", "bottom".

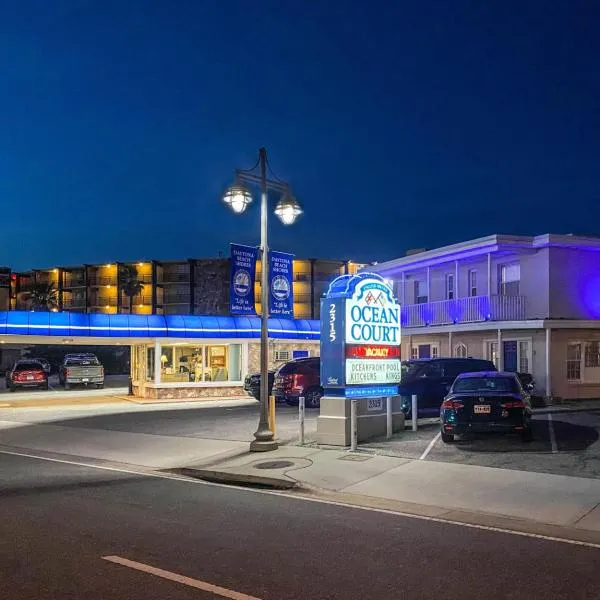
[{"left": 345, "top": 345, "right": 401, "bottom": 359}]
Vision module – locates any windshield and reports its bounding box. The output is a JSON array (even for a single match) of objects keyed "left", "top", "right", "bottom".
[
  {"left": 401, "top": 362, "right": 425, "bottom": 379},
  {"left": 65, "top": 357, "right": 100, "bottom": 366},
  {"left": 15, "top": 362, "right": 43, "bottom": 371},
  {"left": 453, "top": 376, "right": 519, "bottom": 394}
]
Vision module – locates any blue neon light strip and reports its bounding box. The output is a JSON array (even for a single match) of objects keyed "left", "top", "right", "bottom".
[
  {"left": 344, "top": 385, "right": 398, "bottom": 398},
  {"left": 0, "top": 311, "right": 320, "bottom": 340}
]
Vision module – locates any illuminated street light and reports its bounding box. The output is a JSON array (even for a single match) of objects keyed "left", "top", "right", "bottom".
[
  {"left": 223, "top": 148, "right": 302, "bottom": 452},
  {"left": 222, "top": 183, "right": 253, "bottom": 214}
]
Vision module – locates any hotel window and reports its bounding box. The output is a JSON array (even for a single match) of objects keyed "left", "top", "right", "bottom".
[
  {"left": 414, "top": 280, "right": 427, "bottom": 304},
  {"left": 159, "top": 344, "right": 242, "bottom": 383},
  {"left": 454, "top": 343, "right": 468, "bottom": 358},
  {"left": 585, "top": 341, "right": 600, "bottom": 368},
  {"left": 518, "top": 341, "right": 530, "bottom": 373},
  {"left": 567, "top": 343, "right": 582, "bottom": 381},
  {"left": 468, "top": 270, "right": 477, "bottom": 297},
  {"left": 498, "top": 263, "right": 520, "bottom": 296},
  {"left": 446, "top": 274, "right": 455, "bottom": 300}
]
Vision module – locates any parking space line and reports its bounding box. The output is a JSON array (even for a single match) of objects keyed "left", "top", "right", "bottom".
[
  {"left": 102, "top": 555, "right": 263, "bottom": 599},
  {"left": 548, "top": 413, "right": 558, "bottom": 453},
  {"left": 419, "top": 432, "right": 441, "bottom": 460}
]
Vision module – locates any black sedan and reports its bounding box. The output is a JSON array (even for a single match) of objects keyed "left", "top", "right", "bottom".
[
  {"left": 440, "top": 371, "right": 533, "bottom": 443},
  {"left": 243, "top": 371, "right": 275, "bottom": 401}
]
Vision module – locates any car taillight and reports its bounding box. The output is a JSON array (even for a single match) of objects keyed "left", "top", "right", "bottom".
[
  {"left": 66, "top": 368, "right": 71, "bottom": 376},
  {"left": 501, "top": 400, "right": 525, "bottom": 409},
  {"left": 100, "top": 366, "right": 104, "bottom": 376},
  {"left": 34, "top": 372, "right": 44, "bottom": 380},
  {"left": 441, "top": 399, "right": 464, "bottom": 410}
]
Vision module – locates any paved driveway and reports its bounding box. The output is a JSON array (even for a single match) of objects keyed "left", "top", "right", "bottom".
[{"left": 363, "top": 410, "right": 600, "bottom": 479}]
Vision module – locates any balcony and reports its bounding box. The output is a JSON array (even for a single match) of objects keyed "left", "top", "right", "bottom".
[
  {"left": 401, "top": 295, "right": 526, "bottom": 328},
  {"left": 88, "top": 276, "right": 118, "bottom": 287},
  {"left": 160, "top": 273, "right": 191, "bottom": 284}
]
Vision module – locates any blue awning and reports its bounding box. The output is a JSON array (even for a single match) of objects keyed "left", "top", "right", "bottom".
[{"left": 0, "top": 311, "right": 320, "bottom": 340}]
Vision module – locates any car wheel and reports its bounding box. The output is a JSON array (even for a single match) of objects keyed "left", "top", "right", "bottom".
[
  {"left": 305, "top": 389, "right": 322, "bottom": 409},
  {"left": 441, "top": 430, "right": 454, "bottom": 443}
]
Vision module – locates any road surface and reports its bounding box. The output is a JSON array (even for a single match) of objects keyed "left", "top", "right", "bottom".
[{"left": 0, "top": 452, "right": 598, "bottom": 599}]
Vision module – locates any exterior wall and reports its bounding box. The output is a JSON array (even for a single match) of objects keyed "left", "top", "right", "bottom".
[
  {"left": 550, "top": 329, "right": 600, "bottom": 400},
  {"left": 519, "top": 248, "right": 550, "bottom": 318},
  {"left": 132, "top": 383, "right": 247, "bottom": 400},
  {"left": 548, "top": 247, "right": 600, "bottom": 320},
  {"left": 247, "top": 341, "right": 320, "bottom": 374},
  {"left": 193, "top": 258, "right": 230, "bottom": 316}
]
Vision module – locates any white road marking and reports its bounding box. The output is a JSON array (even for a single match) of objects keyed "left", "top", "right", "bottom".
[
  {"left": 1, "top": 449, "right": 599, "bottom": 550},
  {"left": 548, "top": 413, "right": 558, "bottom": 453},
  {"left": 102, "top": 555, "right": 263, "bottom": 599},
  {"left": 419, "top": 432, "right": 441, "bottom": 460}
]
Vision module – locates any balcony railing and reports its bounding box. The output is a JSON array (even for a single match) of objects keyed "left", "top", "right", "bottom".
[
  {"left": 88, "top": 276, "right": 118, "bottom": 287},
  {"left": 160, "top": 273, "right": 191, "bottom": 284},
  {"left": 401, "top": 295, "right": 526, "bottom": 328},
  {"left": 63, "top": 278, "right": 86, "bottom": 288}
]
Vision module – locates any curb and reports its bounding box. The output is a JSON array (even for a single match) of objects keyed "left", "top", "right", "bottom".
[
  {"left": 174, "top": 467, "right": 298, "bottom": 490},
  {"left": 533, "top": 405, "right": 600, "bottom": 415}
]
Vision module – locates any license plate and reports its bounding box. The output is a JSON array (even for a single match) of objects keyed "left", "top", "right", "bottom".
[
  {"left": 474, "top": 405, "right": 491, "bottom": 414},
  {"left": 82, "top": 378, "right": 89, "bottom": 382},
  {"left": 26, "top": 375, "right": 34, "bottom": 381}
]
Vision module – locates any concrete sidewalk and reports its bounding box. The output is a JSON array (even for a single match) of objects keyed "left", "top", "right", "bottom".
[{"left": 179, "top": 445, "right": 600, "bottom": 539}]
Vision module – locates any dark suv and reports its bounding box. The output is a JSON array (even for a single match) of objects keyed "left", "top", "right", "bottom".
[
  {"left": 399, "top": 357, "right": 497, "bottom": 418},
  {"left": 272, "top": 357, "right": 322, "bottom": 408}
]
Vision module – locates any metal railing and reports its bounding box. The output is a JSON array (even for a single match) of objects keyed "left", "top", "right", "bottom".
[
  {"left": 160, "top": 273, "right": 191, "bottom": 284},
  {"left": 402, "top": 295, "right": 526, "bottom": 328}
]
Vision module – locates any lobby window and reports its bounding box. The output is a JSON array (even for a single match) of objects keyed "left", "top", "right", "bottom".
[
  {"left": 446, "top": 274, "right": 455, "bottom": 300},
  {"left": 159, "top": 344, "right": 242, "bottom": 383},
  {"left": 498, "top": 263, "right": 520, "bottom": 296},
  {"left": 567, "top": 343, "right": 582, "bottom": 381},
  {"left": 468, "top": 270, "right": 477, "bottom": 297}
]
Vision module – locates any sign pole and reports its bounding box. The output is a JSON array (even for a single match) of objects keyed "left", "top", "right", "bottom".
[
  {"left": 299, "top": 396, "right": 305, "bottom": 445},
  {"left": 350, "top": 398, "right": 358, "bottom": 451},
  {"left": 386, "top": 396, "right": 393, "bottom": 439},
  {"left": 412, "top": 394, "right": 418, "bottom": 432}
]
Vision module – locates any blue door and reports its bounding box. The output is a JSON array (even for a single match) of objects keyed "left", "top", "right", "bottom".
[
  {"left": 418, "top": 344, "right": 431, "bottom": 359},
  {"left": 503, "top": 341, "right": 518, "bottom": 372}
]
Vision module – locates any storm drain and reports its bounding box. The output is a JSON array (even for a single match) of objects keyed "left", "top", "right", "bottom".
[{"left": 253, "top": 460, "right": 295, "bottom": 470}]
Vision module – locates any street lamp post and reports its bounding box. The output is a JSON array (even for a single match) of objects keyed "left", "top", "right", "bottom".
[{"left": 223, "top": 148, "right": 302, "bottom": 452}]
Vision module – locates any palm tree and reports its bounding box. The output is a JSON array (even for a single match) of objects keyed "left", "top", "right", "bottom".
[
  {"left": 22, "top": 282, "right": 59, "bottom": 312},
  {"left": 119, "top": 265, "right": 144, "bottom": 313}
]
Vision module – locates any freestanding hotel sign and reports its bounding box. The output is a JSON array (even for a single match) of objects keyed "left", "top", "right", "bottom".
[
  {"left": 317, "top": 272, "right": 403, "bottom": 446},
  {"left": 320, "top": 273, "right": 401, "bottom": 398}
]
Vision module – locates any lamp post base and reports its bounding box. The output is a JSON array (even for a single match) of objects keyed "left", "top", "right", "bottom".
[{"left": 249, "top": 439, "right": 279, "bottom": 452}]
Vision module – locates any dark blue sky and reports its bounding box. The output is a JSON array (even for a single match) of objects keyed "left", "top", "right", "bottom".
[{"left": 1, "top": 0, "right": 599, "bottom": 270}]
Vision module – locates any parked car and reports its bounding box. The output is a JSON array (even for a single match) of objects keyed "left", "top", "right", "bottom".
[
  {"left": 272, "top": 357, "right": 322, "bottom": 408},
  {"left": 58, "top": 353, "right": 104, "bottom": 389},
  {"left": 30, "top": 358, "right": 51, "bottom": 375},
  {"left": 440, "top": 371, "right": 533, "bottom": 442},
  {"left": 399, "top": 358, "right": 497, "bottom": 418},
  {"left": 243, "top": 370, "right": 275, "bottom": 401},
  {"left": 6, "top": 360, "right": 48, "bottom": 392}
]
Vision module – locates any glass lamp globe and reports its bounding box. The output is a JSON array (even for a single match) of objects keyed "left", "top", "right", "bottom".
[
  {"left": 223, "top": 184, "right": 253, "bottom": 214},
  {"left": 274, "top": 191, "right": 303, "bottom": 225}
]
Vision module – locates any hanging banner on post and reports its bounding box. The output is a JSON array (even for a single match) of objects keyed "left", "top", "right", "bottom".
[
  {"left": 269, "top": 250, "right": 294, "bottom": 317},
  {"left": 230, "top": 243, "right": 258, "bottom": 315}
]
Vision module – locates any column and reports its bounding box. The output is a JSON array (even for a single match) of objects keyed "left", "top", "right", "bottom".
[
  {"left": 426, "top": 266, "right": 431, "bottom": 301},
  {"left": 487, "top": 253, "right": 492, "bottom": 297},
  {"left": 497, "top": 328, "right": 503, "bottom": 371},
  {"left": 154, "top": 340, "right": 162, "bottom": 384},
  {"left": 448, "top": 330, "right": 453, "bottom": 357},
  {"left": 455, "top": 261, "right": 459, "bottom": 298},
  {"left": 545, "top": 327, "right": 552, "bottom": 399},
  {"left": 401, "top": 272, "right": 406, "bottom": 305}
]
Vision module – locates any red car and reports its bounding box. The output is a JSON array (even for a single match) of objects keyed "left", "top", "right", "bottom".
[
  {"left": 6, "top": 360, "right": 49, "bottom": 392},
  {"left": 272, "top": 357, "right": 322, "bottom": 408}
]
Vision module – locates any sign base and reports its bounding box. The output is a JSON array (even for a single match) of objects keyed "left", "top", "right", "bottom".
[{"left": 316, "top": 395, "right": 405, "bottom": 447}]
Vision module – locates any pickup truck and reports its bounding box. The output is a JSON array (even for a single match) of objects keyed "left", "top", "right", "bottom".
[{"left": 58, "top": 353, "right": 104, "bottom": 390}]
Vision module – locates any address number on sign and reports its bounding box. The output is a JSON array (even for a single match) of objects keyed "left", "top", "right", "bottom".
[{"left": 367, "top": 398, "right": 383, "bottom": 411}]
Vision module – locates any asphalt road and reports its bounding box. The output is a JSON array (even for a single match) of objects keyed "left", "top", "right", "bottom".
[{"left": 0, "top": 452, "right": 599, "bottom": 600}]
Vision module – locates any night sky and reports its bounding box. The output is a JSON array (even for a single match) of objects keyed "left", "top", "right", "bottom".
[{"left": 1, "top": 1, "right": 599, "bottom": 270}]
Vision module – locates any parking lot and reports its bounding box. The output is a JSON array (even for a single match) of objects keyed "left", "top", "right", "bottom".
[
  {"left": 363, "top": 409, "right": 600, "bottom": 480},
  {"left": 0, "top": 374, "right": 128, "bottom": 396}
]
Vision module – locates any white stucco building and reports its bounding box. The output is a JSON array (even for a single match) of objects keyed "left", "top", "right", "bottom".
[{"left": 369, "top": 234, "right": 600, "bottom": 401}]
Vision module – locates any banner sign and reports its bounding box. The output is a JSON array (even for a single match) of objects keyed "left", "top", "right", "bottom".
[
  {"left": 269, "top": 250, "right": 294, "bottom": 317},
  {"left": 230, "top": 244, "right": 258, "bottom": 315},
  {"left": 320, "top": 273, "right": 401, "bottom": 399}
]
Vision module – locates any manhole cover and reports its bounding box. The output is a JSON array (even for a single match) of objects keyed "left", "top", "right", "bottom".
[
  {"left": 254, "top": 460, "right": 295, "bottom": 470},
  {"left": 338, "top": 454, "right": 373, "bottom": 462}
]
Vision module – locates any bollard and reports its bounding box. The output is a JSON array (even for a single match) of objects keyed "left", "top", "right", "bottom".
[
  {"left": 386, "top": 396, "right": 393, "bottom": 439},
  {"left": 411, "top": 394, "right": 418, "bottom": 431},
  {"left": 299, "top": 396, "right": 305, "bottom": 445},
  {"left": 268, "top": 395, "right": 276, "bottom": 438},
  {"left": 350, "top": 398, "right": 358, "bottom": 451}
]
